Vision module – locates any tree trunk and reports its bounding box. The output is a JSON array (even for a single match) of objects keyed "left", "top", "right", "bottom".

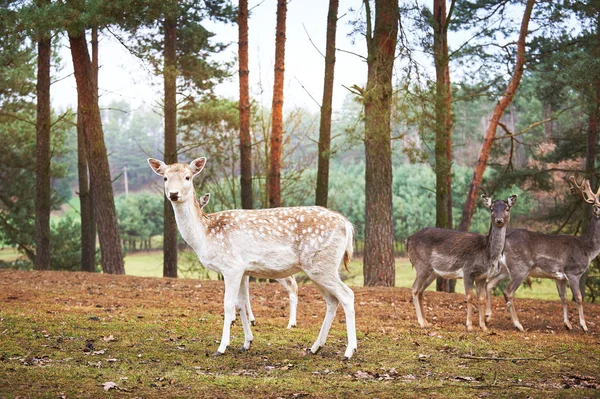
[
  {"left": 581, "top": 12, "right": 600, "bottom": 297},
  {"left": 433, "top": 0, "right": 456, "bottom": 292},
  {"left": 78, "top": 27, "right": 98, "bottom": 273},
  {"left": 363, "top": 0, "right": 398, "bottom": 287},
  {"left": 315, "top": 0, "right": 339, "bottom": 207},
  {"left": 458, "top": 0, "right": 535, "bottom": 232},
  {"left": 268, "top": 0, "right": 287, "bottom": 208},
  {"left": 34, "top": 3, "right": 51, "bottom": 271},
  {"left": 239, "top": 0, "right": 253, "bottom": 210},
  {"left": 163, "top": 12, "right": 178, "bottom": 278},
  {"left": 68, "top": 30, "right": 125, "bottom": 275}
]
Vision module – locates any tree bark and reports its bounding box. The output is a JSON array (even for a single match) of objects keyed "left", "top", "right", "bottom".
[
  {"left": 315, "top": 0, "right": 339, "bottom": 207},
  {"left": 69, "top": 30, "right": 125, "bottom": 275},
  {"left": 458, "top": 0, "right": 535, "bottom": 232},
  {"left": 433, "top": 0, "right": 456, "bottom": 292},
  {"left": 34, "top": 1, "right": 51, "bottom": 271},
  {"left": 163, "top": 12, "right": 178, "bottom": 278},
  {"left": 268, "top": 0, "right": 287, "bottom": 208},
  {"left": 78, "top": 27, "right": 99, "bottom": 273},
  {"left": 363, "top": 0, "right": 398, "bottom": 287},
  {"left": 239, "top": 0, "right": 253, "bottom": 210}
]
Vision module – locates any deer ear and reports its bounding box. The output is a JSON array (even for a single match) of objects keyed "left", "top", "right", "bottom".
[
  {"left": 190, "top": 157, "right": 207, "bottom": 176},
  {"left": 507, "top": 194, "right": 518, "bottom": 208},
  {"left": 481, "top": 194, "right": 492, "bottom": 209},
  {"left": 199, "top": 193, "right": 210, "bottom": 208},
  {"left": 148, "top": 158, "right": 167, "bottom": 176}
]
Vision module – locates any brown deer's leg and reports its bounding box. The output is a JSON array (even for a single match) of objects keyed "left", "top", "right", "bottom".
[
  {"left": 503, "top": 275, "right": 526, "bottom": 332},
  {"left": 464, "top": 277, "right": 475, "bottom": 332},
  {"left": 555, "top": 279, "right": 572, "bottom": 330},
  {"left": 485, "top": 270, "right": 508, "bottom": 324},
  {"left": 476, "top": 280, "right": 488, "bottom": 332},
  {"left": 568, "top": 275, "right": 588, "bottom": 332},
  {"left": 412, "top": 271, "right": 435, "bottom": 328}
]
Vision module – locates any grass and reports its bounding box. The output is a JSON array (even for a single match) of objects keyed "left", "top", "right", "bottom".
[{"left": 1, "top": 269, "right": 599, "bottom": 398}]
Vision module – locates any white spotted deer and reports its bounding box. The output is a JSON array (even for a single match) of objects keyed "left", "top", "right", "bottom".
[
  {"left": 485, "top": 177, "right": 600, "bottom": 332},
  {"left": 407, "top": 194, "right": 517, "bottom": 331},
  {"left": 147, "top": 157, "right": 357, "bottom": 358}
]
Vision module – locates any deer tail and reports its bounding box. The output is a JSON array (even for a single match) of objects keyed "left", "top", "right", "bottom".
[{"left": 343, "top": 220, "right": 354, "bottom": 273}]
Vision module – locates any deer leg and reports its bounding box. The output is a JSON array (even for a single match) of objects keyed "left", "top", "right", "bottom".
[
  {"left": 276, "top": 276, "right": 298, "bottom": 329},
  {"left": 330, "top": 277, "right": 357, "bottom": 359},
  {"left": 555, "top": 279, "right": 572, "bottom": 330},
  {"left": 464, "top": 277, "right": 475, "bottom": 332},
  {"left": 215, "top": 272, "right": 245, "bottom": 355},
  {"left": 485, "top": 270, "right": 508, "bottom": 324},
  {"left": 412, "top": 271, "right": 435, "bottom": 328},
  {"left": 310, "top": 287, "right": 339, "bottom": 355},
  {"left": 237, "top": 276, "right": 254, "bottom": 351},
  {"left": 476, "top": 280, "right": 488, "bottom": 332},
  {"left": 568, "top": 275, "right": 588, "bottom": 332},
  {"left": 503, "top": 275, "right": 526, "bottom": 332},
  {"left": 243, "top": 275, "right": 256, "bottom": 326}
]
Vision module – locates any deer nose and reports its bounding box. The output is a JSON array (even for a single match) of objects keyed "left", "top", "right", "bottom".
[
  {"left": 495, "top": 218, "right": 504, "bottom": 225},
  {"left": 169, "top": 191, "right": 180, "bottom": 201}
]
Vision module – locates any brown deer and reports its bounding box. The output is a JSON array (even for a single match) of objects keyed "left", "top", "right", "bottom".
[
  {"left": 407, "top": 194, "right": 517, "bottom": 331},
  {"left": 147, "top": 157, "right": 357, "bottom": 358},
  {"left": 485, "top": 177, "right": 600, "bottom": 332}
]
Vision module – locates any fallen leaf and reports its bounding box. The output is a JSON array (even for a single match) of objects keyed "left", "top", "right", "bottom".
[
  {"left": 103, "top": 381, "right": 118, "bottom": 391},
  {"left": 102, "top": 334, "right": 116, "bottom": 342}
]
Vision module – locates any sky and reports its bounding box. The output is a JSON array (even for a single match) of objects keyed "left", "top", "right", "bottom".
[{"left": 52, "top": 0, "right": 374, "bottom": 114}]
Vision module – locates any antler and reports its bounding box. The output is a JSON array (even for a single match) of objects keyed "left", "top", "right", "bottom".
[
  {"left": 582, "top": 179, "right": 600, "bottom": 205},
  {"left": 567, "top": 176, "right": 593, "bottom": 203}
]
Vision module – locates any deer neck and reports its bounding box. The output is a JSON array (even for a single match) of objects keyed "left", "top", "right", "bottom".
[
  {"left": 581, "top": 215, "right": 600, "bottom": 257},
  {"left": 170, "top": 195, "right": 208, "bottom": 252},
  {"left": 486, "top": 223, "right": 507, "bottom": 263}
]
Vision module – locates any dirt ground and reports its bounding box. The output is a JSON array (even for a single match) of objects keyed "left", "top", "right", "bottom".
[{"left": 1, "top": 270, "right": 599, "bottom": 398}]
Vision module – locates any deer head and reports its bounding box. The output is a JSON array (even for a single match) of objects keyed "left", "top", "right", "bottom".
[
  {"left": 481, "top": 194, "right": 518, "bottom": 228},
  {"left": 569, "top": 176, "right": 600, "bottom": 218},
  {"left": 147, "top": 158, "right": 206, "bottom": 203}
]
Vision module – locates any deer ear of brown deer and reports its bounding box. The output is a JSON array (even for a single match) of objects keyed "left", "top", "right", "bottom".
[
  {"left": 481, "top": 194, "right": 493, "bottom": 209},
  {"left": 507, "top": 195, "right": 518, "bottom": 208},
  {"left": 148, "top": 158, "right": 167, "bottom": 176}
]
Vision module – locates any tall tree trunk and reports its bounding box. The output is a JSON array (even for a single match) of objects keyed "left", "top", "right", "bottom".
[
  {"left": 458, "top": 0, "right": 535, "bottom": 232},
  {"left": 580, "top": 11, "right": 600, "bottom": 297},
  {"left": 163, "top": 12, "right": 178, "bottom": 278},
  {"left": 363, "top": 0, "right": 398, "bottom": 287},
  {"left": 69, "top": 30, "right": 124, "bottom": 275},
  {"left": 79, "top": 27, "right": 98, "bottom": 273},
  {"left": 34, "top": 1, "right": 51, "bottom": 271},
  {"left": 433, "top": 0, "right": 456, "bottom": 292},
  {"left": 239, "top": 0, "right": 253, "bottom": 210},
  {"left": 268, "top": 0, "right": 287, "bottom": 208},
  {"left": 315, "top": 0, "right": 339, "bottom": 207}
]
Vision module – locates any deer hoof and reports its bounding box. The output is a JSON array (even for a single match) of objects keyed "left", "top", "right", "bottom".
[
  {"left": 309, "top": 346, "right": 322, "bottom": 355},
  {"left": 581, "top": 324, "right": 588, "bottom": 333},
  {"left": 466, "top": 325, "right": 474, "bottom": 332},
  {"left": 564, "top": 322, "right": 572, "bottom": 330},
  {"left": 485, "top": 315, "right": 493, "bottom": 324},
  {"left": 287, "top": 324, "right": 297, "bottom": 329},
  {"left": 250, "top": 320, "right": 256, "bottom": 327},
  {"left": 514, "top": 323, "right": 524, "bottom": 332},
  {"left": 212, "top": 351, "right": 225, "bottom": 357}
]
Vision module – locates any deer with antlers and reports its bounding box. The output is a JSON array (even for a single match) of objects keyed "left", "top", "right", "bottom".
[
  {"left": 147, "top": 157, "right": 357, "bottom": 358},
  {"left": 407, "top": 194, "right": 518, "bottom": 331},
  {"left": 485, "top": 177, "right": 600, "bottom": 332}
]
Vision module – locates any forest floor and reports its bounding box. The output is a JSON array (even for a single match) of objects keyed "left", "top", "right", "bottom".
[{"left": 1, "top": 270, "right": 599, "bottom": 398}]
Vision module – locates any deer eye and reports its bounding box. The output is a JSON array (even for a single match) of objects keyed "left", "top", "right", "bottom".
[
  {"left": 186, "top": 176, "right": 190, "bottom": 181},
  {"left": 164, "top": 177, "right": 167, "bottom": 181}
]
